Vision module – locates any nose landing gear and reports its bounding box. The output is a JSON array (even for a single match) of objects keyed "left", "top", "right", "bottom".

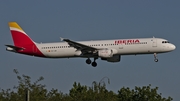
[{"left": 154, "top": 53, "right": 158, "bottom": 62}]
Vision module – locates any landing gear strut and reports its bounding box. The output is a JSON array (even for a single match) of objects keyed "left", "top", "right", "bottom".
[
  {"left": 91, "top": 57, "right": 98, "bottom": 67},
  {"left": 154, "top": 53, "right": 158, "bottom": 62}
]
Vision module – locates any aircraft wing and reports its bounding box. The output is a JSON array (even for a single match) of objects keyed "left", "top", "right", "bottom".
[{"left": 61, "top": 38, "right": 97, "bottom": 53}]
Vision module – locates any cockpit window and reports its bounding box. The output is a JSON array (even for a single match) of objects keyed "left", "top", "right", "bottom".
[{"left": 162, "top": 41, "right": 170, "bottom": 43}]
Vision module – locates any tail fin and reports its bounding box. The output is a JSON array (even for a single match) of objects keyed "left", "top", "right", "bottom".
[{"left": 8, "top": 22, "right": 35, "bottom": 47}]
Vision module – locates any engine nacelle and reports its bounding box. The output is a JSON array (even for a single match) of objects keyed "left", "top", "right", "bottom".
[
  {"left": 98, "top": 49, "right": 113, "bottom": 58},
  {"left": 101, "top": 55, "right": 121, "bottom": 62},
  {"left": 74, "top": 50, "right": 82, "bottom": 56}
]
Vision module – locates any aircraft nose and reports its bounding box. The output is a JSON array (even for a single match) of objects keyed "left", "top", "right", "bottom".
[{"left": 170, "top": 44, "right": 176, "bottom": 50}]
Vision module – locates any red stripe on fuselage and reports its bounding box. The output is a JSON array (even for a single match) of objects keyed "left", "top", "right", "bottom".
[{"left": 11, "top": 30, "right": 45, "bottom": 57}]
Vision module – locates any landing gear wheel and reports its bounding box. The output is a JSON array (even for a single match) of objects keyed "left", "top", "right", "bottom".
[
  {"left": 154, "top": 59, "right": 158, "bottom": 62},
  {"left": 86, "top": 58, "right": 91, "bottom": 64},
  {"left": 92, "top": 62, "right": 97, "bottom": 67},
  {"left": 153, "top": 53, "right": 158, "bottom": 62}
]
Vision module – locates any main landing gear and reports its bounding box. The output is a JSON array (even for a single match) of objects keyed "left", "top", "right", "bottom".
[
  {"left": 86, "top": 58, "right": 98, "bottom": 67},
  {"left": 86, "top": 58, "right": 91, "bottom": 64},
  {"left": 154, "top": 53, "right": 158, "bottom": 62}
]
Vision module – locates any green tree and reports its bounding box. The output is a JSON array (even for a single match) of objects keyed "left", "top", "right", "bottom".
[
  {"left": 117, "top": 84, "right": 173, "bottom": 101},
  {"left": 46, "top": 89, "right": 69, "bottom": 101},
  {"left": 69, "top": 81, "right": 117, "bottom": 101},
  {"left": 0, "top": 69, "right": 173, "bottom": 101},
  {"left": 69, "top": 82, "right": 88, "bottom": 101},
  {"left": 0, "top": 69, "right": 48, "bottom": 101},
  {"left": 14, "top": 69, "right": 48, "bottom": 101}
]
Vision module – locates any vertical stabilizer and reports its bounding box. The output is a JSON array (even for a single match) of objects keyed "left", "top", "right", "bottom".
[
  {"left": 8, "top": 22, "right": 35, "bottom": 47},
  {"left": 7, "top": 22, "right": 44, "bottom": 57}
]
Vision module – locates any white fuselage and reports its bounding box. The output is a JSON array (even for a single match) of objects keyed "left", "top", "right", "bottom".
[{"left": 36, "top": 38, "right": 175, "bottom": 58}]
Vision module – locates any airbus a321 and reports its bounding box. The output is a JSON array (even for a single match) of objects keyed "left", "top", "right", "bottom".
[{"left": 6, "top": 22, "right": 176, "bottom": 67}]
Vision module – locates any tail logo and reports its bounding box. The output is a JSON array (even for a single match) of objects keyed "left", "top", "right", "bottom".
[{"left": 8, "top": 22, "right": 45, "bottom": 57}]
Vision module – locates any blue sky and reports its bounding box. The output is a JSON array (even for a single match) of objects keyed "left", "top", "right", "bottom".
[{"left": 0, "top": 0, "right": 180, "bottom": 100}]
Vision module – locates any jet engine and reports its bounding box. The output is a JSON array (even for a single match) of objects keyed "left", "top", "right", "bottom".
[
  {"left": 98, "top": 49, "right": 118, "bottom": 58},
  {"left": 98, "top": 49, "right": 113, "bottom": 58},
  {"left": 101, "top": 55, "right": 121, "bottom": 62}
]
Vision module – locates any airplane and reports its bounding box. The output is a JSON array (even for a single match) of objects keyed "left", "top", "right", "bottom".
[{"left": 6, "top": 22, "right": 176, "bottom": 67}]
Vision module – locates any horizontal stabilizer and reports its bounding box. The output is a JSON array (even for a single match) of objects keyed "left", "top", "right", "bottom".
[{"left": 5, "top": 45, "right": 24, "bottom": 50}]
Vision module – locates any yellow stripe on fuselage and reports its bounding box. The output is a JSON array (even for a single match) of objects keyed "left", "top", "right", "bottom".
[{"left": 8, "top": 22, "right": 23, "bottom": 31}]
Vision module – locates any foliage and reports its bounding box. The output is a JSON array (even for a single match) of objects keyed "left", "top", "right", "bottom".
[
  {"left": 0, "top": 69, "right": 173, "bottom": 101},
  {"left": 117, "top": 85, "right": 173, "bottom": 101}
]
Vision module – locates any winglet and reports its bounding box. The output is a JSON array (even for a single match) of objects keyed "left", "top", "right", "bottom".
[
  {"left": 60, "top": 37, "right": 64, "bottom": 41},
  {"left": 60, "top": 37, "right": 70, "bottom": 41}
]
